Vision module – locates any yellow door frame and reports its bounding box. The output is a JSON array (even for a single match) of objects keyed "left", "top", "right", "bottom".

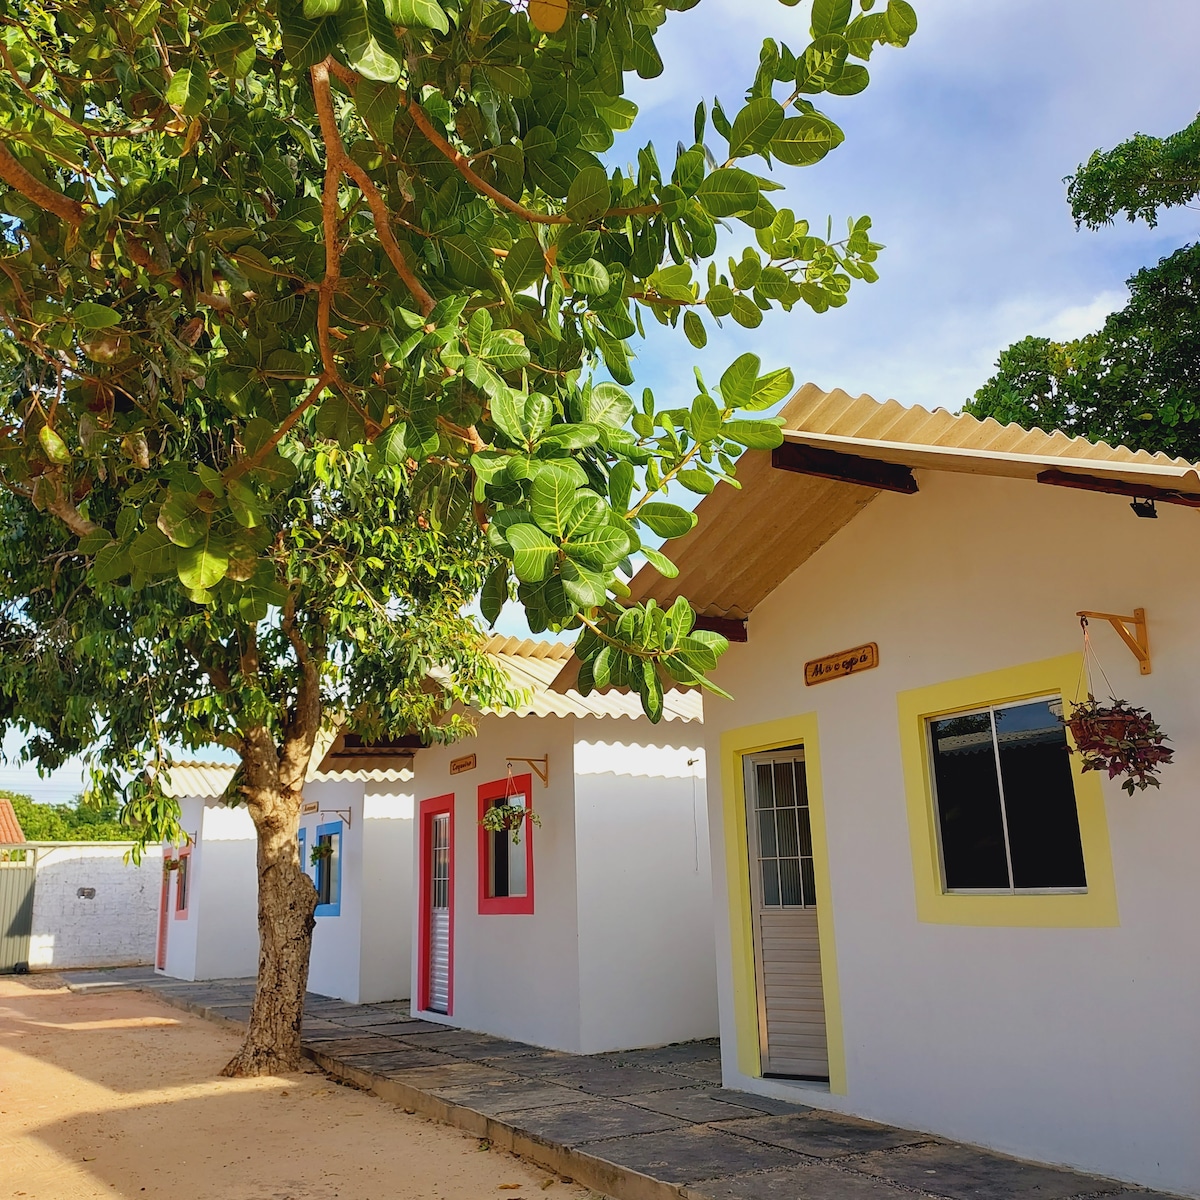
[{"left": 719, "top": 713, "right": 847, "bottom": 1094}]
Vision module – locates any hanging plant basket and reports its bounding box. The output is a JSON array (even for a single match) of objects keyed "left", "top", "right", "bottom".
[
  {"left": 480, "top": 803, "right": 543, "bottom": 845},
  {"left": 309, "top": 842, "right": 333, "bottom": 866},
  {"left": 163, "top": 857, "right": 180, "bottom": 872},
  {"left": 1064, "top": 695, "right": 1174, "bottom": 794}
]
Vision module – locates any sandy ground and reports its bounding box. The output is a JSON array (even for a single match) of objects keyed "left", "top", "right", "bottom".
[{"left": 0, "top": 975, "right": 596, "bottom": 1200}]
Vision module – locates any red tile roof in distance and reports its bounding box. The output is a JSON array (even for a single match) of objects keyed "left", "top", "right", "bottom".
[{"left": 0, "top": 797, "right": 26, "bottom": 844}]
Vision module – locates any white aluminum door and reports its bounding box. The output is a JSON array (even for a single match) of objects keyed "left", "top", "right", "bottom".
[
  {"left": 745, "top": 751, "right": 829, "bottom": 1080},
  {"left": 427, "top": 813, "right": 451, "bottom": 1014}
]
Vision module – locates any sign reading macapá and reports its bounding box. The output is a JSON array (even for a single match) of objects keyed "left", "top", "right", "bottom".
[{"left": 804, "top": 643, "right": 879, "bottom": 686}]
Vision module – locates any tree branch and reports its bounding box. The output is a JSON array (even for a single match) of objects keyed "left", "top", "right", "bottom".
[
  {"left": 41, "top": 474, "right": 101, "bottom": 537},
  {"left": 0, "top": 141, "right": 85, "bottom": 224},
  {"left": 226, "top": 372, "right": 332, "bottom": 482},
  {"left": 279, "top": 593, "right": 323, "bottom": 794},
  {"left": 311, "top": 60, "right": 436, "bottom": 318}
]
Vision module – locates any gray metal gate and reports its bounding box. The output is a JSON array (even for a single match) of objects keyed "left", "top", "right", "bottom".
[{"left": 0, "top": 853, "right": 37, "bottom": 973}]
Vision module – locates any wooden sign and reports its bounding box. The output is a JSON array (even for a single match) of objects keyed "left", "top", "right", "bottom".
[
  {"left": 301, "top": 801, "right": 319, "bottom": 814},
  {"left": 450, "top": 753, "right": 477, "bottom": 775},
  {"left": 804, "top": 642, "right": 879, "bottom": 686}
]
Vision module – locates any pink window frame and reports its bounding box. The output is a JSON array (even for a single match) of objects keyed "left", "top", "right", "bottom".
[
  {"left": 477, "top": 773, "right": 535, "bottom": 916},
  {"left": 417, "top": 794, "right": 455, "bottom": 1015},
  {"left": 173, "top": 845, "right": 192, "bottom": 919}
]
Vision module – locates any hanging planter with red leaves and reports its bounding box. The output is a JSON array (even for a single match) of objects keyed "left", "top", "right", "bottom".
[{"left": 1065, "top": 694, "right": 1173, "bottom": 794}]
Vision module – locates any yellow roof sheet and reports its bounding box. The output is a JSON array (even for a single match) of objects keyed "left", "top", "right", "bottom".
[{"left": 554, "top": 383, "right": 1200, "bottom": 685}]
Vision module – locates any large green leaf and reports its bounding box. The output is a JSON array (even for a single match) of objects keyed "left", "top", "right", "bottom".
[
  {"left": 723, "top": 418, "right": 786, "bottom": 449},
  {"left": 695, "top": 168, "right": 758, "bottom": 218},
  {"left": 771, "top": 115, "right": 844, "bottom": 166},
  {"left": 384, "top": 0, "right": 449, "bottom": 32},
  {"left": 719, "top": 353, "right": 761, "bottom": 409},
  {"left": 728, "top": 98, "right": 784, "bottom": 159},
  {"left": 530, "top": 469, "right": 579, "bottom": 538},
  {"left": 505, "top": 522, "right": 558, "bottom": 582},
  {"left": 177, "top": 533, "right": 230, "bottom": 591},
  {"left": 165, "top": 66, "right": 208, "bottom": 116},
  {"left": 638, "top": 502, "right": 697, "bottom": 539},
  {"left": 74, "top": 302, "right": 122, "bottom": 330},
  {"left": 340, "top": 0, "right": 402, "bottom": 82},
  {"left": 566, "top": 166, "right": 611, "bottom": 223},
  {"left": 811, "top": 0, "right": 852, "bottom": 36},
  {"left": 129, "top": 528, "right": 177, "bottom": 576}
]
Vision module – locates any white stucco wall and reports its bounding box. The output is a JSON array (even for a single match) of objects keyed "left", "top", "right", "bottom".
[
  {"left": 573, "top": 722, "right": 718, "bottom": 1052},
  {"left": 27, "top": 843, "right": 162, "bottom": 969},
  {"left": 161, "top": 796, "right": 258, "bottom": 982},
  {"left": 301, "top": 779, "right": 365, "bottom": 1002},
  {"left": 359, "top": 789, "right": 414, "bottom": 1003},
  {"left": 412, "top": 716, "right": 584, "bottom": 1050},
  {"left": 704, "top": 469, "right": 1200, "bottom": 1196}
]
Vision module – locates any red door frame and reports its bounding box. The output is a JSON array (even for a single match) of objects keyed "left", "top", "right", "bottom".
[
  {"left": 156, "top": 849, "right": 172, "bottom": 970},
  {"left": 417, "top": 794, "right": 454, "bottom": 1015}
]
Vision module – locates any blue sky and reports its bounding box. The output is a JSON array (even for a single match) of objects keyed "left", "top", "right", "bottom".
[{"left": 5, "top": 0, "right": 1198, "bottom": 803}]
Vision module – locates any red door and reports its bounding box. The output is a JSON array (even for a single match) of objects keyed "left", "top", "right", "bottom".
[
  {"left": 156, "top": 856, "right": 171, "bottom": 970},
  {"left": 418, "top": 797, "right": 454, "bottom": 1015}
]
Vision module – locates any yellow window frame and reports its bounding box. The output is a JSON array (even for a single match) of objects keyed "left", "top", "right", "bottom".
[
  {"left": 720, "top": 713, "right": 847, "bottom": 1094},
  {"left": 898, "top": 654, "right": 1119, "bottom": 927}
]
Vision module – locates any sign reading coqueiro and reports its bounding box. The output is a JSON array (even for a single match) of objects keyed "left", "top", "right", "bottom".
[{"left": 804, "top": 643, "right": 879, "bottom": 686}]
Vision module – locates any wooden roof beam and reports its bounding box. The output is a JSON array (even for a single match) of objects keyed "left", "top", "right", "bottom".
[
  {"left": 1036, "top": 469, "right": 1200, "bottom": 509},
  {"left": 694, "top": 613, "right": 747, "bottom": 642},
  {"left": 772, "top": 442, "right": 919, "bottom": 494}
]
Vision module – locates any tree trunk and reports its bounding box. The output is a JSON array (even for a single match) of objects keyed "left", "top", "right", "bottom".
[{"left": 221, "top": 787, "right": 317, "bottom": 1077}]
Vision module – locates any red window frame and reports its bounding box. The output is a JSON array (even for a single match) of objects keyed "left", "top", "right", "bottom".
[
  {"left": 173, "top": 845, "right": 192, "bottom": 919},
  {"left": 477, "top": 774, "right": 534, "bottom": 916},
  {"left": 417, "top": 794, "right": 455, "bottom": 1015}
]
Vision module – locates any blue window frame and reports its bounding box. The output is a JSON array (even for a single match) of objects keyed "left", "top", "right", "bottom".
[
  {"left": 298, "top": 826, "right": 307, "bottom": 878},
  {"left": 314, "top": 820, "right": 342, "bottom": 917}
]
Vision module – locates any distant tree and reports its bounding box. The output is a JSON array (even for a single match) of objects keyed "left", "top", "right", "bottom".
[
  {"left": 967, "top": 244, "right": 1200, "bottom": 459},
  {"left": 968, "top": 109, "right": 1200, "bottom": 457},
  {"left": 0, "top": 789, "right": 131, "bottom": 841},
  {"left": 1066, "top": 111, "right": 1200, "bottom": 229}
]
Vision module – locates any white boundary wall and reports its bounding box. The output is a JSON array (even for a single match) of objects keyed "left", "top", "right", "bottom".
[{"left": 26, "top": 842, "right": 162, "bottom": 969}]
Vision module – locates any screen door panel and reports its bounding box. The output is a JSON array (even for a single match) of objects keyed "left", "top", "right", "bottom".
[
  {"left": 427, "top": 812, "right": 451, "bottom": 1014},
  {"left": 747, "top": 753, "right": 829, "bottom": 1080}
]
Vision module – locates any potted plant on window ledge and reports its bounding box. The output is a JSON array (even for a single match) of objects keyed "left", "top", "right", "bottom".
[
  {"left": 1065, "top": 695, "right": 1173, "bottom": 794},
  {"left": 481, "top": 803, "right": 543, "bottom": 845}
]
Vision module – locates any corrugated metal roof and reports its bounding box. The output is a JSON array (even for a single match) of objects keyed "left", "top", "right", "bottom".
[
  {"left": 550, "top": 383, "right": 1200, "bottom": 694},
  {"left": 162, "top": 760, "right": 412, "bottom": 800},
  {"left": 623, "top": 382, "right": 1200, "bottom": 622},
  {"left": 0, "top": 797, "right": 26, "bottom": 843},
  {"left": 480, "top": 635, "right": 702, "bottom": 722}
]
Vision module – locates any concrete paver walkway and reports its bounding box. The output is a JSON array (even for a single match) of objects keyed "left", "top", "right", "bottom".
[{"left": 63, "top": 968, "right": 1180, "bottom": 1200}]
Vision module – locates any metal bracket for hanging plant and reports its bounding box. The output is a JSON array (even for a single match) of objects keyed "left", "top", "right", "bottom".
[
  {"left": 505, "top": 755, "right": 549, "bottom": 787},
  {"left": 318, "top": 807, "right": 352, "bottom": 828},
  {"left": 1076, "top": 608, "right": 1151, "bottom": 675}
]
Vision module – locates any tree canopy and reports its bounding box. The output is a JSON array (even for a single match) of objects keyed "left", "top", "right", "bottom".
[
  {"left": 1067, "top": 111, "right": 1200, "bottom": 229},
  {"left": 0, "top": 789, "right": 131, "bottom": 840},
  {"left": 0, "top": 0, "right": 917, "bottom": 721},
  {"left": 0, "top": 0, "right": 919, "bottom": 1073},
  {"left": 966, "top": 243, "right": 1200, "bottom": 459}
]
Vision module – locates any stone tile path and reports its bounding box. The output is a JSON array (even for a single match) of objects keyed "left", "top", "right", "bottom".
[{"left": 61, "top": 968, "right": 1179, "bottom": 1200}]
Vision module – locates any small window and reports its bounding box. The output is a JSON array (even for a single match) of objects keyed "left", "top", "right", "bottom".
[
  {"left": 929, "top": 696, "right": 1086, "bottom": 892},
  {"left": 753, "top": 756, "right": 815, "bottom": 908},
  {"left": 314, "top": 822, "right": 342, "bottom": 916},
  {"left": 174, "top": 849, "right": 190, "bottom": 917},
  {"left": 478, "top": 774, "right": 534, "bottom": 915}
]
